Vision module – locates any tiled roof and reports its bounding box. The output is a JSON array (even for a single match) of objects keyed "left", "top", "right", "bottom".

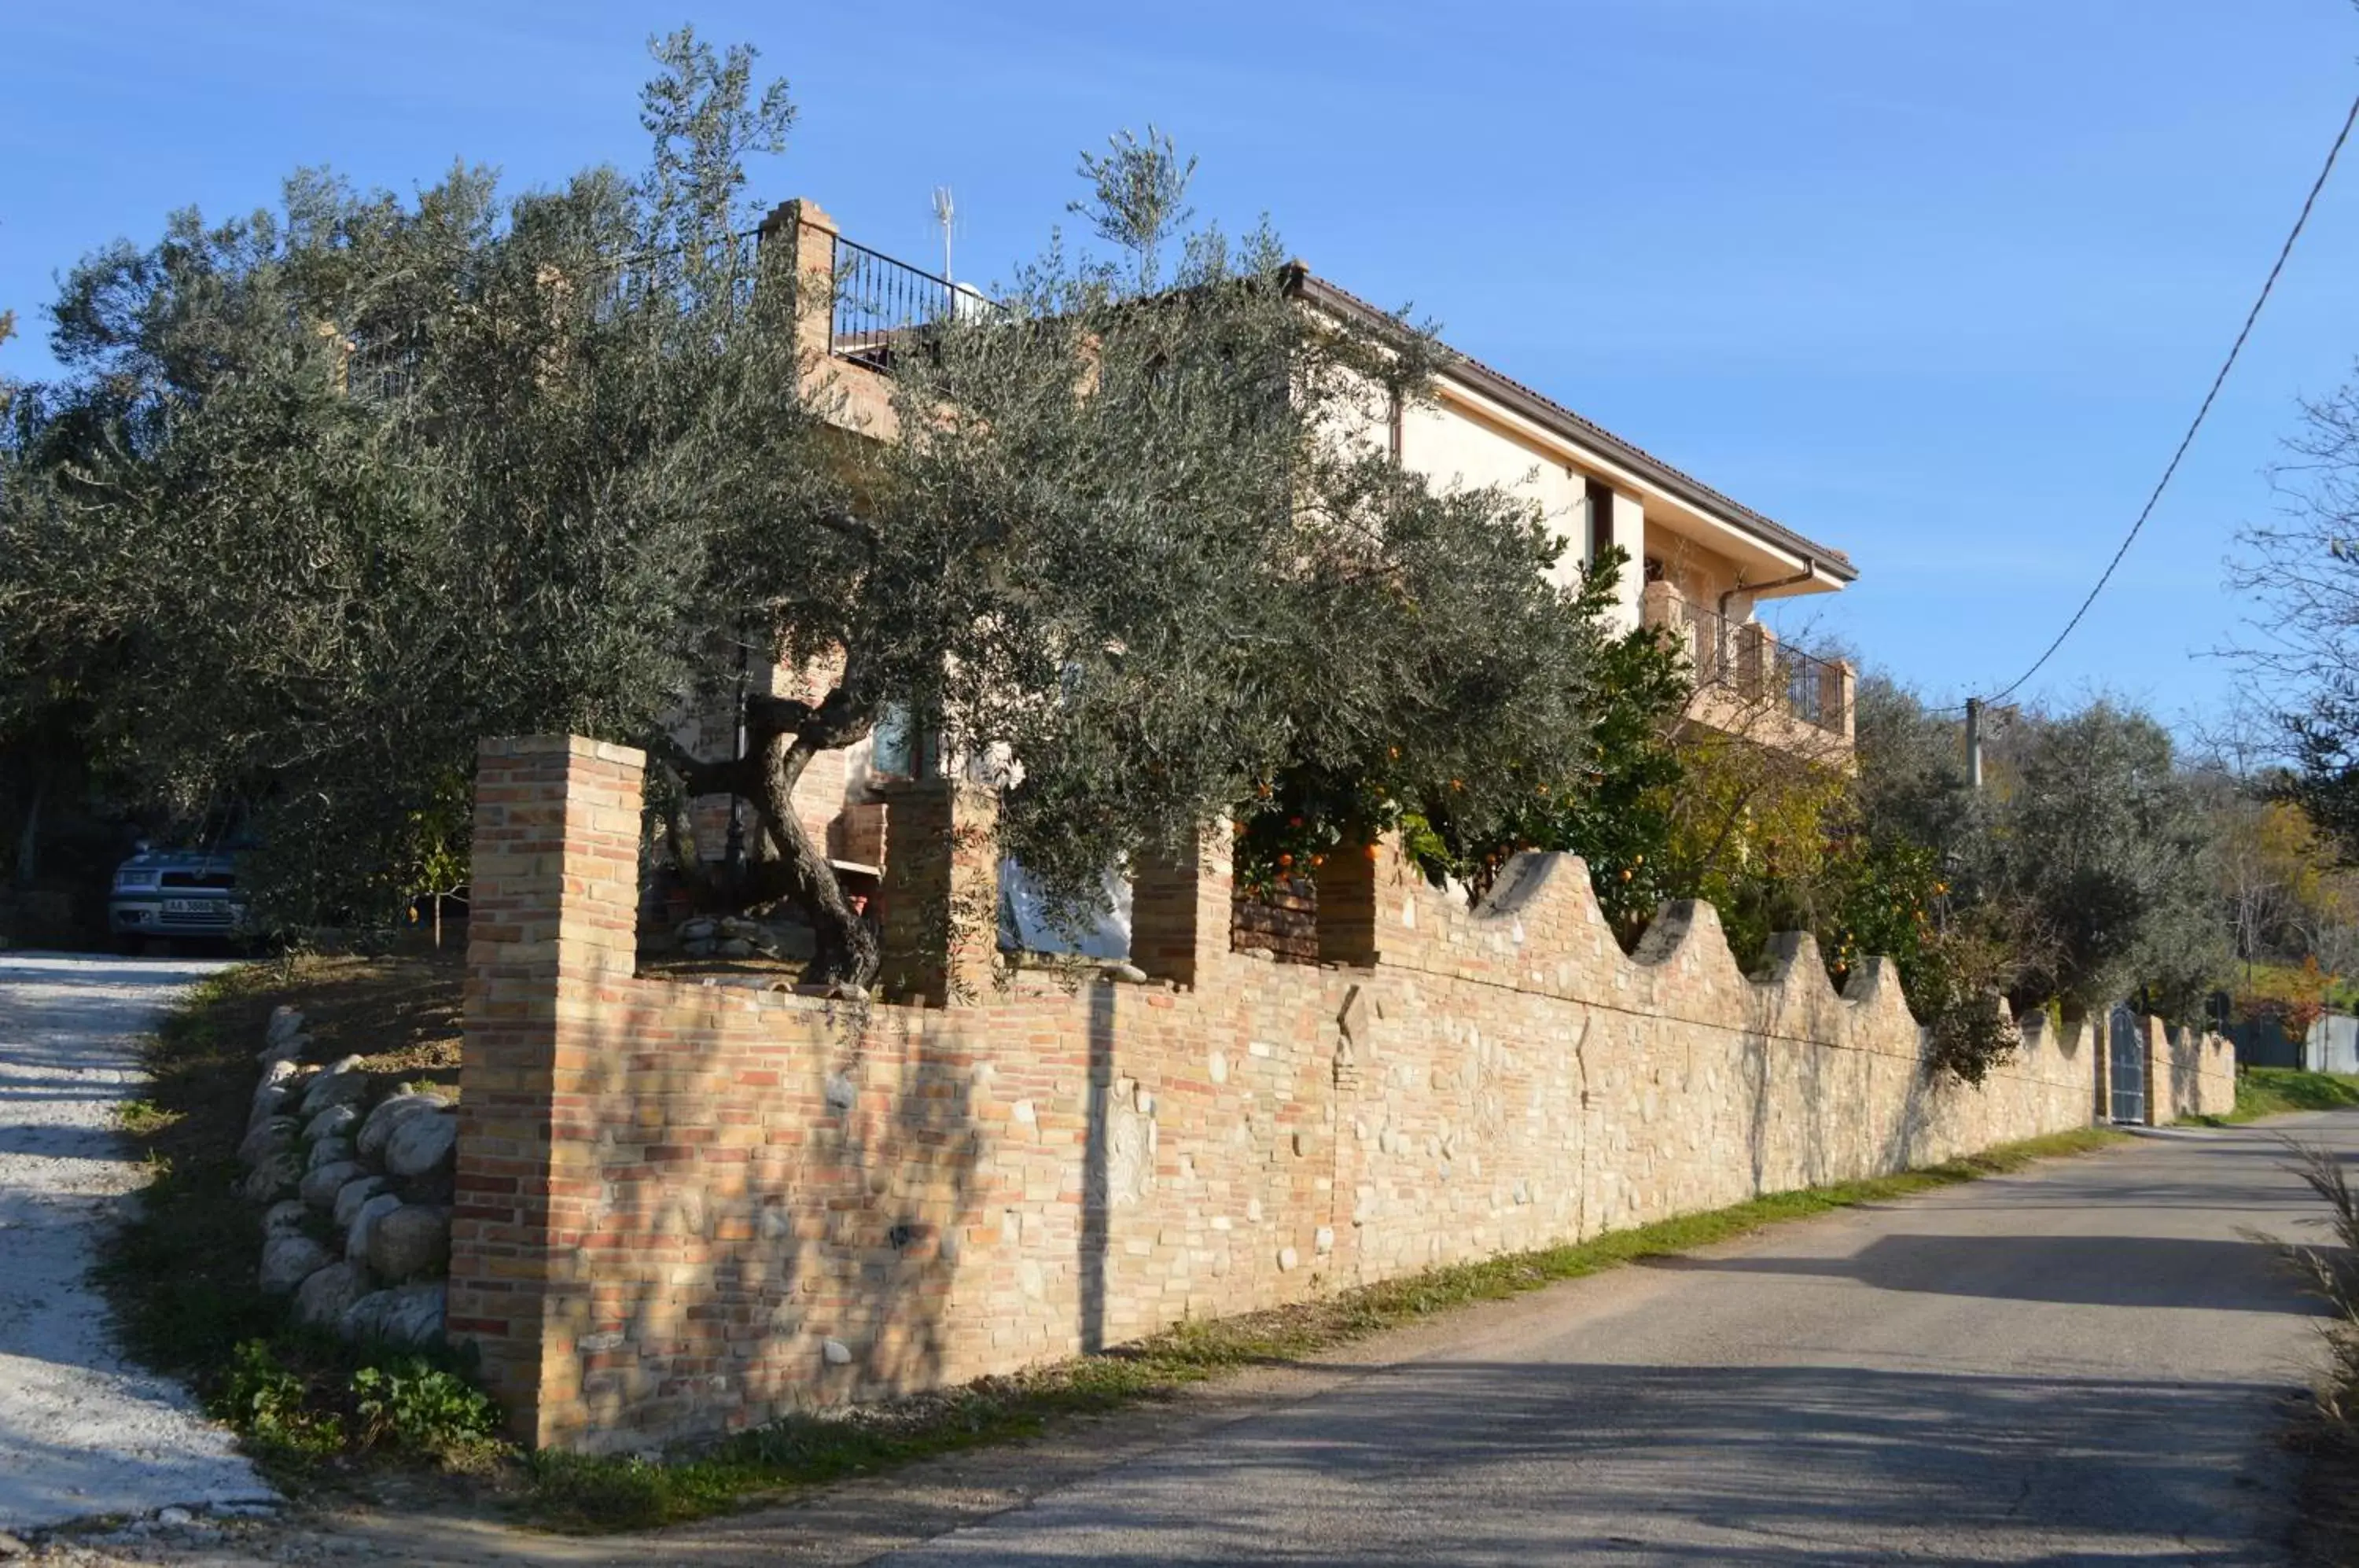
[{"left": 1294, "top": 273, "right": 1857, "bottom": 580}]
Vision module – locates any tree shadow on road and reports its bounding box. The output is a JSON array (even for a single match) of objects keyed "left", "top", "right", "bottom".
[{"left": 886, "top": 1363, "right": 2301, "bottom": 1565}]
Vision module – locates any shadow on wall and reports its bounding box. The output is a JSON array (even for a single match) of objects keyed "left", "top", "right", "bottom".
[
  {"left": 1081, "top": 980, "right": 1113, "bottom": 1356},
  {"left": 455, "top": 734, "right": 2230, "bottom": 1452},
  {"left": 551, "top": 996, "right": 992, "bottom": 1445}
]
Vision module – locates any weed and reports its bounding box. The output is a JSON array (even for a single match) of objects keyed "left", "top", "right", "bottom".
[
  {"left": 2265, "top": 1136, "right": 2359, "bottom": 1562},
  {"left": 212, "top": 1341, "right": 347, "bottom": 1459},
  {"left": 351, "top": 1357, "right": 506, "bottom": 1464},
  {"left": 113, "top": 1099, "right": 182, "bottom": 1137}
]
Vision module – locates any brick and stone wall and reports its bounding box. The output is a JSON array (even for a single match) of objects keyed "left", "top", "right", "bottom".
[
  {"left": 451, "top": 735, "right": 2227, "bottom": 1451},
  {"left": 1229, "top": 876, "right": 1319, "bottom": 964},
  {"left": 2152, "top": 1021, "right": 2237, "bottom": 1123}
]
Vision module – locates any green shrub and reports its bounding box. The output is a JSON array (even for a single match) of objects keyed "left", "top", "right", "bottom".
[
  {"left": 211, "top": 1340, "right": 345, "bottom": 1459},
  {"left": 351, "top": 1356, "right": 504, "bottom": 1460}
]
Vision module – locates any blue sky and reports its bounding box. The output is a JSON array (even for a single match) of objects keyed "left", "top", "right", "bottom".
[{"left": 7, "top": 1, "right": 2357, "bottom": 731}]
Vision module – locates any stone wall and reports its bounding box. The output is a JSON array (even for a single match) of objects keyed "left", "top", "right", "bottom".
[
  {"left": 450, "top": 736, "right": 2222, "bottom": 1451},
  {"left": 2155, "top": 1021, "right": 2238, "bottom": 1123}
]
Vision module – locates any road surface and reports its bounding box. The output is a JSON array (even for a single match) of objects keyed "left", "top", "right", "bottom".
[
  {"left": 0, "top": 952, "right": 269, "bottom": 1534},
  {"left": 870, "top": 1115, "right": 2350, "bottom": 1566}
]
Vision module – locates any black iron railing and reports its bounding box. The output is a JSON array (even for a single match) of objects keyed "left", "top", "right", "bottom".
[
  {"left": 829, "top": 234, "right": 1003, "bottom": 370},
  {"left": 1676, "top": 600, "right": 1847, "bottom": 735},
  {"left": 1782, "top": 641, "right": 1846, "bottom": 731}
]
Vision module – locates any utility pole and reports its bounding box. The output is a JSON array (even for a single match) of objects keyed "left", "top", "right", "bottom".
[{"left": 1965, "top": 697, "right": 1984, "bottom": 790}]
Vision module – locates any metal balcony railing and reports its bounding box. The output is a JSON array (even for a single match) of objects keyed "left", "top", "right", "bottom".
[
  {"left": 1676, "top": 599, "right": 1848, "bottom": 736},
  {"left": 828, "top": 234, "right": 1004, "bottom": 371}
]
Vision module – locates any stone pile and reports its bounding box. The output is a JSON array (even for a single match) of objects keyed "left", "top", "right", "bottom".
[
  {"left": 235, "top": 1004, "right": 451, "bottom": 1345},
  {"left": 671, "top": 913, "right": 817, "bottom": 962}
]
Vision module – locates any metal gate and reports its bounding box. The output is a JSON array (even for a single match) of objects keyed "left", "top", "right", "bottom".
[{"left": 2107, "top": 1003, "right": 2146, "bottom": 1124}]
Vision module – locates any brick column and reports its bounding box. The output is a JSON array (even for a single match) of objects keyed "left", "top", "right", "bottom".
[
  {"left": 1639, "top": 579, "right": 1695, "bottom": 665},
  {"left": 2143, "top": 1016, "right": 2169, "bottom": 1126},
  {"left": 760, "top": 196, "right": 839, "bottom": 366},
  {"left": 449, "top": 734, "right": 645, "bottom": 1449},
  {"left": 1735, "top": 621, "right": 1770, "bottom": 703},
  {"left": 878, "top": 778, "right": 999, "bottom": 1006},
  {"left": 1312, "top": 835, "right": 1429, "bottom": 969},
  {"left": 1129, "top": 823, "right": 1234, "bottom": 988},
  {"left": 2087, "top": 1012, "right": 2111, "bottom": 1124}
]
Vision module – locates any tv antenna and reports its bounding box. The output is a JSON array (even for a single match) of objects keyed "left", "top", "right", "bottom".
[{"left": 931, "top": 186, "right": 955, "bottom": 283}]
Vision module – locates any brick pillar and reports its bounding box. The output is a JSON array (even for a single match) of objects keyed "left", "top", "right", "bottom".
[
  {"left": 760, "top": 196, "right": 839, "bottom": 366},
  {"left": 449, "top": 734, "right": 645, "bottom": 1450},
  {"left": 878, "top": 778, "right": 999, "bottom": 1006},
  {"left": 1829, "top": 658, "right": 1857, "bottom": 743},
  {"left": 1129, "top": 823, "right": 1233, "bottom": 988},
  {"left": 2087, "top": 1013, "right": 2111, "bottom": 1124},
  {"left": 1312, "top": 834, "right": 1428, "bottom": 969},
  {"left": 2144, "top": 1015, "right": 2169, "bottom": 1126},
  {"left": 1639, "top": 579, "right": 1689, "bottom": 655},
  {"left": 1735, "top": 621, "right": 1770, "bottom": 703}
]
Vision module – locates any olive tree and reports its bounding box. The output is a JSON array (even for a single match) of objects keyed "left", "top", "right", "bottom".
[{"left": 1, "top": 39, "right": 1619, "bottom": 985}]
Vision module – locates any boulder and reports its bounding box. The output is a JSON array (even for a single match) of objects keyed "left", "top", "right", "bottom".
[
  {"left": 355, "top": 1091, "right": 448, "bottom": 1162},
  {"left": 300, "top": 1158, "right": 366, "bottom": 1210},
  {"left": 385, "top": 1111, "right": 458, "bottom": 1179},
  {"left": 261, "top": 1199, "right": 311, "bottom": 1237},
  {"left": 331, "top": 1175, "right": 392, "bottom": 1230},
  {"left": 240, "top": 1154, "right": 302, "bottom": 1205},
  {"left": 765, "top": 920, "right": 818, "bottom": 962},
  {"left": 248, "top": 1084, "right": 290, "bottom": 1129},
  {"left": 256, "top": 1057, "right": 304, "bottom": 1093},
  {"left": 259, "top": 1235, "right": 331, "bottom": 1295},
  {"left": 293, "top": 1261, "right": 372, "bottom": 1327},
  {"left": 304, "top": 1136, "right": 355, "bottom": 1172},
  {"left": 347, "top": 1192, "right": 403, "bottom": 1261},
  {"left": 256, "top": 1032, "right": 310, "bottom": 1066},
  {"left": 365, "top": 1205, "right": 451, "bottom": 1283},
  {"left": 265, "top": 1005, "right": 305, "bottom": 1047},
  {"left": 237, "top": 1116, "right": 297, "bottom": 1169},
  {"left": 303, "top": 1104, "right": 360, "bottom": 1147},
  {"left": 300, "top": 1055, "right": 370, "bottom": 1116},
  {"left": 340, "top": 1282, "right": 446, "bottom": 1347}
]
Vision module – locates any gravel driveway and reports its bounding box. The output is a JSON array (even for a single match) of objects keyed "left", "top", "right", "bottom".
[{"left": 0, "top": 953, "right": 272, "bottom": 1533}]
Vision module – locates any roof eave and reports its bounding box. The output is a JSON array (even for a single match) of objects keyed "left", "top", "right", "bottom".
[{"left": 1291, "top": 273, "right": 1858, "bottom": 584}]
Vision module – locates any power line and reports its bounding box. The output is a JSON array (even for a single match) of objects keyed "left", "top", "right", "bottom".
[{"left": 1971, "top": 85, "right": 2359, "bottom": 709}]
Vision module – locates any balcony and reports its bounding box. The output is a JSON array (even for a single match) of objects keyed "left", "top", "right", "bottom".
[
  {"left": 756, "top": 199, "right": 1013, "bottom": 442},
  {"left": 1642, "top": 580, "right": 1854, "bottom": 765},
  {"left": 827, "top": 234, "right": 1003, "bottom": 372}
]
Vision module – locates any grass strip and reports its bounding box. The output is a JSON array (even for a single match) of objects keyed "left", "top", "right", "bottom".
[
  {"left": 101, "top": 956, "right": 499, "bottom": 1486},
  {"left": 2187, "top": 1066, "right": 2359, "bottom": 1126}
]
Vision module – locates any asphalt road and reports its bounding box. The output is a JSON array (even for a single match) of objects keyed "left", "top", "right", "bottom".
[{"left": 874, "top": 1116, "right": 2354, "bottom": 1567}]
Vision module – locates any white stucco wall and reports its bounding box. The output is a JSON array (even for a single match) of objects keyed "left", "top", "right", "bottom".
[{"left": 1396, "top": 390, "right": 1641, "bottom": 629}]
